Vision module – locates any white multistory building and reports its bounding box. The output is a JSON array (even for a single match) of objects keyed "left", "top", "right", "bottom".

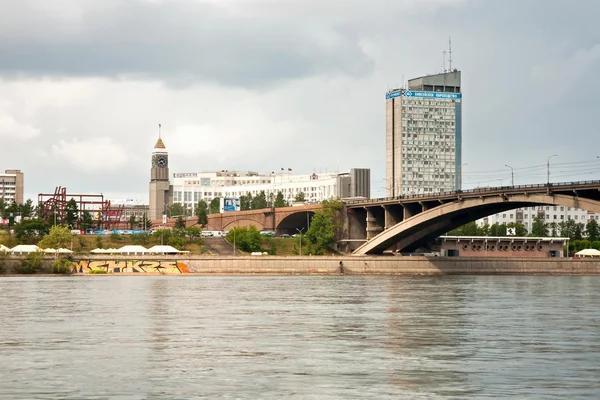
[
  {"left": 478, "top": 206, "right": 599, "bottom": 232},
  {"left": 170, "top": 169, "right": 370, "bottom": 212},
  {"left": 386, "top": 70, "right": 462, "bottom": 197}
]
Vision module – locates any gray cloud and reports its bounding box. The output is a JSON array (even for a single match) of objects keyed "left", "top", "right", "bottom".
[{"left": 0, "top": 0, "right": 378, "bottom": 87}]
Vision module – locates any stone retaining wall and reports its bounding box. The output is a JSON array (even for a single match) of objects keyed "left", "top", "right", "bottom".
[{"left": 1, "top": 255, "right": 599, "bottom": 275}]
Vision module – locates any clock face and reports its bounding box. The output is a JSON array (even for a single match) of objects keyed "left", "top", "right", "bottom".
[{"left": 157, "top": 156, "right": 168, "bottom": 168}]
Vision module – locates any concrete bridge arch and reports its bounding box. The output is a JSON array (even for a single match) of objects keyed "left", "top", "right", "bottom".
[{"left": 353, "top": 193, "right": 600, "bottom": 255}]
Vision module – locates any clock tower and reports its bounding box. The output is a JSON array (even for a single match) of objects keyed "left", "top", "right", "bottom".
[{"left": 149, "top": 125, "right": 173, "bottom": 221}]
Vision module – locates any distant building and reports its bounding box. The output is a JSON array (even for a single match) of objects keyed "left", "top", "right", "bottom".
[
  {"left": 440, "top": 236, "right": 568, "bottom": 258},
  {"left": 385, "top": 70, "right": 462, "bottom": 197},
  {"left": 170, "top": 168, "right": 370, "bottom": 214},
  {"left": 478, "top": 206, "right": 599, "bottom": 233},
  {"left": 148, "top": 131, "right": 173, "bottom": 221},
  {"left": 147, "top": 132, "right": 370, "bottom": 219},
  {"left": 108, "top": 199, "right": 150, "bottom": 222},
  {"left": 0, "top": 169, "right": 24, "bottom": 204}
]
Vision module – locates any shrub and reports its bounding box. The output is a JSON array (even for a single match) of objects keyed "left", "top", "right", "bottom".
[
  {"left": 0, "top": 252, "right": 6, "bottom": 274},
  {"left": 227, "top": 226, "right": 262, "bottom": 252},
  {"left": 88, "top": 269, "right": 108, "bottom": 274},
  {"left": 51, "top": 258, "right": 73, "bottom": 274},
  {"left": 95, "top": 236, "right": 103, "bottom": 249},
  {"left": 15, "top": 251, "right": 45, "bottom": 274}
]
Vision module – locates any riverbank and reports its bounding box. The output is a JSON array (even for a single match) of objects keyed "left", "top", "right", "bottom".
[{"left": 2, "top": 255, "right": 600, "bottom": 275}]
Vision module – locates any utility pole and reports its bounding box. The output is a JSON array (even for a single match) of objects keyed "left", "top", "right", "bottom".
[
  {"left": 505, "top": 164, "right": 514, "bottom": 186},
  {"left": 296, "top": 227, "right": 304, "bottom": 255},
  {"left": 547, "top": 154, "right": 557, "bottom": 185}
]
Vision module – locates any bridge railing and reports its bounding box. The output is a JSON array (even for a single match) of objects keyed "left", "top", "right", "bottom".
[{"left": 344, "top": 180, "right": 600, "bottom": 205}]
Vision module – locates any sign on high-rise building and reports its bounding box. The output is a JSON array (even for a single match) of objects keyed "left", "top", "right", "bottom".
[{"left": 385, "top": 70, "right": 462, "bottom": 197}]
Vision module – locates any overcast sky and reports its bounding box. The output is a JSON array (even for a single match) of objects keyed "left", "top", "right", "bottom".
[{"left": 2, "top": 0, "right": 600, "bottom": 202}]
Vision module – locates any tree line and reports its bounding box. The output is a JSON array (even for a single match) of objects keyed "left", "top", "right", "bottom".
[{"left": 448, "top": 216, "right": 600, "bottom": 251}]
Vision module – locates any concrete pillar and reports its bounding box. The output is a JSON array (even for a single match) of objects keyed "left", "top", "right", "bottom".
[
  {"left": 383, "top": 205, "right": 403, "bottom": 230},
  {"left": 366, "top": 207, "right": 384, "bottom": 240},
  {"left": 402, "top": 203, "right": 420, "bottom": 220}
]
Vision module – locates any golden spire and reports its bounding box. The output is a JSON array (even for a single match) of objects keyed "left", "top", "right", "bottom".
[{"left": 154, "top": 123, "right": 166, "bottom": 149}]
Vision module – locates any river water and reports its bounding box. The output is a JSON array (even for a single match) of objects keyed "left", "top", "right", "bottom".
[{"left": 1, "top": 276, "right": 599, "bottom": 399}]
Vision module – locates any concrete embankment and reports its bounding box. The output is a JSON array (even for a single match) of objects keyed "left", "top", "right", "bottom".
[
  {"left": 181, "top": 256, "right": 600, "bottom": 275},
  {"left": 3, "top": 255, "right": 600, "bottom": 275}
]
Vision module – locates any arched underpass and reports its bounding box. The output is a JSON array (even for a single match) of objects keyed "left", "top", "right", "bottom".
[
  {"left": 353, "top": 194, "right": 600, "bottom": 255},
  {"left": 276, "top": 211, "right": 315, "bottom": 235}
]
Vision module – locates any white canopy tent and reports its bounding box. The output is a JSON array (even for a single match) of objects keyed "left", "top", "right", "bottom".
[
  {"left": 117, "top": 245, "right": 149, "bottom": 255},
  {"left": 574, "top": 248, "right": 600, "bottom": 257},
  {"left": 10, "top": 245, "right": 42, "bottom": 255},
  {"left": 147, "top": 245, "right": 189, "bottom": 254},
  {"left": 0, "top": 244, "right": 10, "bottom": 253}
]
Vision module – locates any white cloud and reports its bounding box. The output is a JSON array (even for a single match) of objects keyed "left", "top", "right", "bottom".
[
  {"left": 51, "top": 137, "right": 132, "bottom": 173},
  {"left": 0, "top": 110, "right": 40, "bottom": 139}
]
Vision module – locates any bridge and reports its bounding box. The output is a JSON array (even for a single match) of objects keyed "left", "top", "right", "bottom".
[
  {"left": 204, "top": 204, "right": 321, "bottom": 234},
  {"left": 345, "top": 181, "right": 600, "bottom": 255}
]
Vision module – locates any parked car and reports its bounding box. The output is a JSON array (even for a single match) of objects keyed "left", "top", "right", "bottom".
[{"left": 279, "top": 234, "right": 291, "bottom": 238}]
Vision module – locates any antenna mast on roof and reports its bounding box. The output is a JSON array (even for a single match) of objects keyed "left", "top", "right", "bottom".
[{"left": 449, "top": 36, "right": 453, "bottom": 71}]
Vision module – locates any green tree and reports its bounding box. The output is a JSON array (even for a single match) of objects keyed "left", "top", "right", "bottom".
[
  {"left": 169, "top": 203, "right": 185, "bottom": 218},
  {"left": 489, "top": 223, "right": 507, "bottom": 237},
  {"left": 251, "top": 191, "right": 268, "bottom": 209},
  {"left": 6, "top": 201, "right": 18, "bottom": 226},
  {"left": 65, "top": 198, "right": 79, "bottom": 228},
  {"left": 0, "top": 230, "right": 9, "bottom": 246},
  {"left": 447, "top": 221, "right": 482, "bottom": 236},
  {"left": 21, "top": 199, "right": 35, "bottom": 218},
  {"left": 175, "top": 216, "right": 186, "bottom": 229},
  {"left": 529, "top": 216, "right": 549, "bottom": 237},
  {"left": 185, "top": 226, "right": 203, "bottom": 242},
  {"left": 294, "top": 192, "right": 306, "bottom": 202},
  {"left": 573, "top": 222, "right": 585, "bottom": 241},
  {"left": 273, "top": 192, "right": 288, "bottom": 208},
  {"left": 81, "top": 211, "right": 95, "bottom": 231},
  {"left": 13, "top": 219, "right": 50, "bottom": 244},
  {"left": 240, "top": 193, "right": 253, "bottom": 211},
  {"left": 38, "top": 226, "right": 73, "bottom": 249},
  {"left": 586, "top": 218, "right": 600, "bottom": 242},
  {"left": 227, "top": 226, "right": 262, "bottom": 252},
  {"left": 548, "top": 222, "right": 559, "bottom": 237},
  {"left": 128, "top": 215, "right": 138, "bottom": 230},
  {"left": 305, "top": 199, "right": 344, "bottom": 254},
  {"left": 479, "top": 223, "right": 491, "bottom": 236},
  {"left": 209, "top": 198, "right": 220, "bottom": 214},
  {"left": 507, "top": 222, "right": 527, "bottom": 237},
  {"left": 0, "top": 198, "right": 6, "bottom": 219},
  {"left": 141, "top": 213, "right": 152, "bottom": 231},
  {"left": 559, "top": 220, "right": 577, "bottom": 240},
  {"left": 195, "top": 200, "right": 208, "bottom": 225}
]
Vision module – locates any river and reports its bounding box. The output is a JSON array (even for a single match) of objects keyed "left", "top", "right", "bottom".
[{"left": 1, "top": 276, "right": 599, "bottom": 399}]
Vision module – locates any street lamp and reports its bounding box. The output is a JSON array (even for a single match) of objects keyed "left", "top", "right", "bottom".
[
  {"left": 505, "top": 164, "right": 514, "bottom": 186},
  {"left": 547, "top": 154, "right": 557, "bottom": 185},
  {"left": 296, "top": 227, "right": 304, "bottom": 255}
]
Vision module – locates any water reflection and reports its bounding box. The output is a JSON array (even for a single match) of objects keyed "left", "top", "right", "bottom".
[{"left": 0, "top": 276, "right": 599, "bottom": 399}]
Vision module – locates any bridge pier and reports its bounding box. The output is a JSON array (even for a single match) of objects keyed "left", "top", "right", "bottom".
[
  {"left": 366, "top": 207, "right": 384, "bottom": 240},
  {"left": 402, "top": 203, "right": 421, "bottom": 220},
  {"left": 383, "top": 205, "right": 403, "bottom": 229}
]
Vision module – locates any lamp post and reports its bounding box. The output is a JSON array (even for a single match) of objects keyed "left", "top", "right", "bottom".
[
  {"left": 505, "top": 164, "right": 514, "bottom": 186},
  {"left": 459, "top": 163, "right": 468, "bottom": 191},
  {"left": 547, "top": 154, "right": 557, "bottom": 185},
  {"left": 296, "top": 227, "right": 304, "bottom": 255}
]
